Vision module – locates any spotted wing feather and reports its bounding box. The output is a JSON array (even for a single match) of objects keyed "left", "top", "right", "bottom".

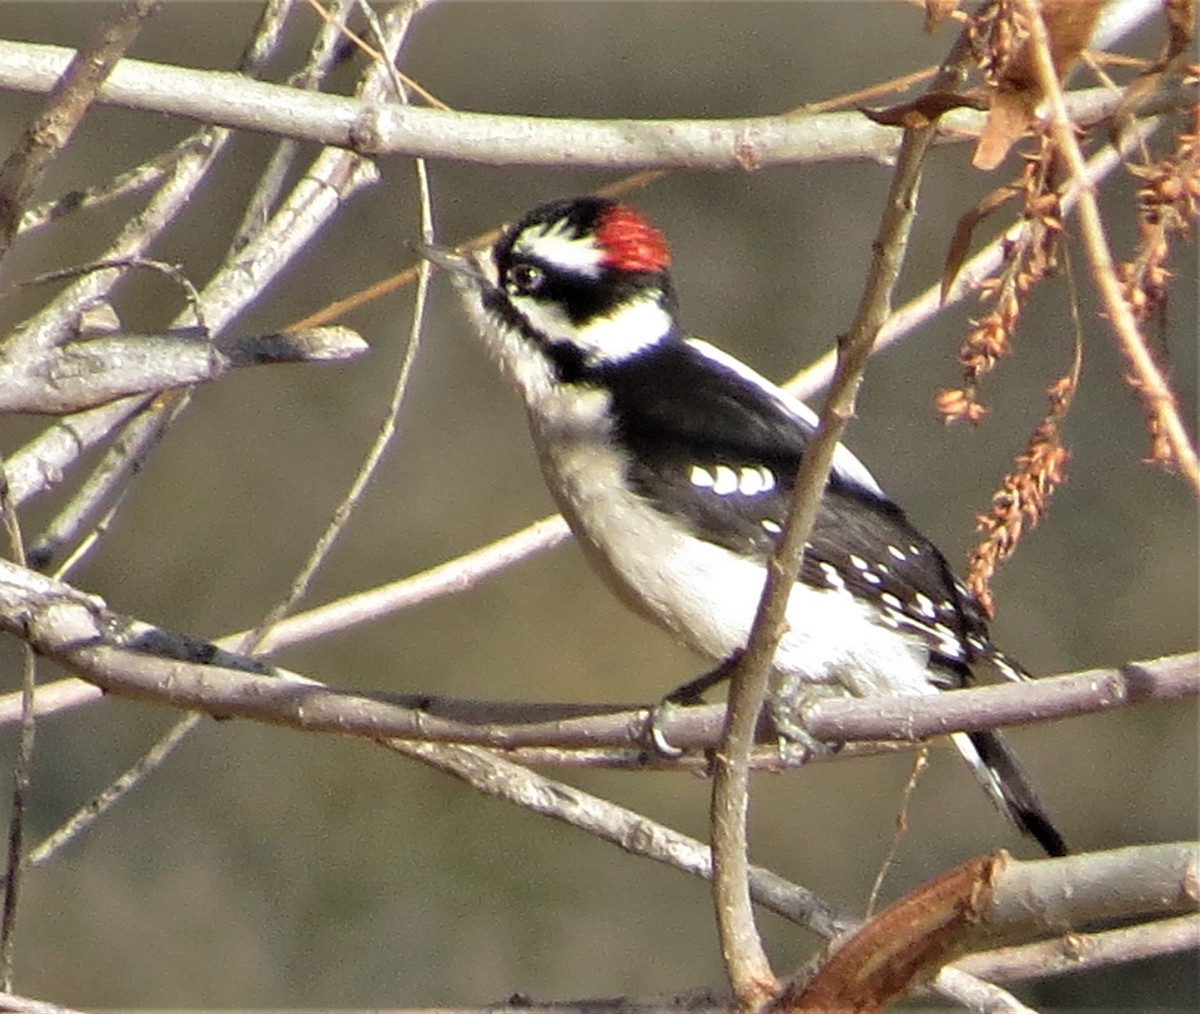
[{"left": 596, "top": 338, "right": 1019, "bottom": 684}]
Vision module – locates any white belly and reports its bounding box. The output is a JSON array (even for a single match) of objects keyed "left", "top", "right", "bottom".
[{"left": 535, "top": 427, "right": 935, "bottom": 699}]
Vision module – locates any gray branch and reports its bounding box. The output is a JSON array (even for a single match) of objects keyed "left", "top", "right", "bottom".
[
  {"left": 0, "top": 557, "right": 1192, "bottom": 753},
  {"left": 0, "top": 326, "right": 367, "bottom": 414},
  {"left": 0, "top": 40, "right": 1190, "bottom": 169}
]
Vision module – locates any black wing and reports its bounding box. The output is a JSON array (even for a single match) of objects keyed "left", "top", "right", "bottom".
[{"left": 597, "top": 337, "right": 1019, "bottom": 683}]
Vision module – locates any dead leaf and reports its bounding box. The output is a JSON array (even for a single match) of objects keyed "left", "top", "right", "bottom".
[
  {"left": 942, "top": 183, "right": 1019, "bottom": 300},
  {"left": 973, "top": 88, "right": 1034, "bottom": 170},
  {"left": 771, "top": 853, "right": 1007, "bottom": 1012},
  {"left": 863, "top": 90, "right": 987, "bottom": 129}
]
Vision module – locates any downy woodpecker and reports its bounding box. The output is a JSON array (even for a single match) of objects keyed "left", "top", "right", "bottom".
[{"left": 422, "top": 196, "right": 1066, "bottom": 857}]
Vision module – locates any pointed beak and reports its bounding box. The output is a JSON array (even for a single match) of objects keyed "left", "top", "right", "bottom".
[{"left": 412, "top": 241, "right": 488, "bottom": 283}]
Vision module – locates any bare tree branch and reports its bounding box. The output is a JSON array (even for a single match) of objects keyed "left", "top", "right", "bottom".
[
  {"left": 953, "top": 913, "right": 1200, "bottom": 985},
  {"left": 709, "top": 23, "right": 979, "bottom": 1005},
  {"left": 0, "top": 39, "right": 1191, "bottom": 169},
  {"left": 0, "top": 0, "right": 161, "bottom": 263},
  {"left": 0, "top": 555, "right": 1191, "bottom": 757},
  {"left": 0, "top": 326, "right": 366, "bottom": 414}
]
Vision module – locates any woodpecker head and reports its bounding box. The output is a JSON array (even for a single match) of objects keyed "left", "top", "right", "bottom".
[{"left": 425, "top": 197, "right": 679, "bottom": 401}]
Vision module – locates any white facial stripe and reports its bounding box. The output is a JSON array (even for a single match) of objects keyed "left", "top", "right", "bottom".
[
  {"left": 574, "top": 297, "right": 672, "bottom": 364},
  {"left": 514, "top": 222, "right": 604, "bottom": 277},
  {"left": 510, "top": 296, "right": 578, "bottom": 345}
]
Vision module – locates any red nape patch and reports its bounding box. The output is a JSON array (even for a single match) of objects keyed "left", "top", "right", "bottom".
[{"left": 596, "top": 204, "right": 671, "bottom": 273}]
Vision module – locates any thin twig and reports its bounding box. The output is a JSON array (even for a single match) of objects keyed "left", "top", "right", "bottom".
[
  {"left": 230, "top": 0, "right": 351, "bottom": 253},
  {"left": 932, "top": 966, "right": 1040, "bottom": 1013},
  {"left": 388, "top": 738, "right": 849, "bottom": 940},
  {"left": 952, "top": 912, "right": 1200, "bottom": 984},
  {"left": 20, "top": 713, "right": 202, "bottom": 872},
  {"left": 238, "top": 0, "right": 432, "bottom": 658},
  {"left": 14, "top": 133, "right": 212, "bottom": 236},
  {"left": 0, "top": 474, "right": 34, "bottom": 990},
  {"left": 709, "top": 29, "right": 969, "bottom": 1005},
  {"left": 0, "top": 0, "right": 162, "bottom": 264}
]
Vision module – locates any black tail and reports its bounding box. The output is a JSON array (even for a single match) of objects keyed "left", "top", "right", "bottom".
[{"left": 956, "top": 729, "right": 1069, "bottom": 857}]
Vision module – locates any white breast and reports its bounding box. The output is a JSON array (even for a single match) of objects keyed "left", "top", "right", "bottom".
[{"left": 530, "top": 417, "right": 935, "bottom": 699}]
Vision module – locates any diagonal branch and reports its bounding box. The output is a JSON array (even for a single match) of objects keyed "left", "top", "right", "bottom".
[
  {"left": 1018, "top": 0, "right": 1200, "bottom": 495},
  {"left": 0, "top": 0, "right": 161, "bottom": 264}
]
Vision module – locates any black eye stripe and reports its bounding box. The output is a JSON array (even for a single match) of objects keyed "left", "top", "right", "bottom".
[{"left": 481, "top": 285, "right": 594, "bottom": 384}]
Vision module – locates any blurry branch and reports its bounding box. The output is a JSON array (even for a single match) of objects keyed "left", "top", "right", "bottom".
[
  {"left": 0, "top": 477, "right": 33, "bottom": 989},
  {"left": 951, "top": 912, "right": 1200, "bottom": 986},
  {"left": 2, "top": 127, "right": 226, "bottom": 364},
  {"left": 0, "top": 326, "right": 366, "bottom": 414},
  {"left": 786, "top": 108, "right": 1161, "bottom": 398},
  {"left": 776, "top": 844, "right": 1199, "bottom": 1010},
  {"left": 929, "top": 968, "right": 1037, "bottom": 1014},
  {"left": 0, "top": 455, "right": 571, "bottom": 727},
  {"left": 2, "top": 151, "right": 379, "bottom": 507},
  {"left": 387, "top": 738, "right": 849, "bottom": 940},
  {"left": 0, "top": 40, "right": 1193, "bottom": 169},
  {"left": 0, "top": 0, "right": 161, "bottom": 264},
  {"left": 0, "top": 990, "right": 86, "bottom": 1014},
  {"left": 1019, "top": 0, "right": 1200, "bottom": 496},
  {"left": 238, "top": 0, "right": 434, "bottom": 658},
  {"left": 0, "top": 555, "right": 1192, "bottom": 751}
]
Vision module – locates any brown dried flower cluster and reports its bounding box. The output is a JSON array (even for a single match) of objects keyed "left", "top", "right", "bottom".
[
  {"left": 967, "top": 372, "right": 1076, "bottom": 617},
  {"left": 968, "top": 0, "right": 1029, "bottom": 89},
  {"left": 938, "top": 142, "right": 1063, "bottom": 425},
  {"left": 1118, "top": 101, "right": 1200, "bottom": 465}
]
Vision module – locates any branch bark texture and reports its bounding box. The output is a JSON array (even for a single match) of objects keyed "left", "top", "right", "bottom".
[{"left": 0, "top": 40, "right": 1187, "bottom": 169}]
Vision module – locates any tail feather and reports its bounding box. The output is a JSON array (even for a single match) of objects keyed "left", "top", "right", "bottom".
[{"left": 952, "top": 730, "right": 1069, "bottom": 857}]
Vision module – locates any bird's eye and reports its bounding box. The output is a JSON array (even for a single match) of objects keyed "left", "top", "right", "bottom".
[{"left": 507, "top": 262, "right": 544, "bottom": 295}]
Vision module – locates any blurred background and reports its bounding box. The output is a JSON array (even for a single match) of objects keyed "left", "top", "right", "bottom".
[{"left": 0, "top": 2, "right": 1196, "bottom": 1008}]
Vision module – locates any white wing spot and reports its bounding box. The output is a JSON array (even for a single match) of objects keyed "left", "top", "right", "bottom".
[
  {"left": 915, "top": 593, "right": 936, "bottom": 618},
  {"left": 737, "top": 467, "right": 764, "bottom": 496},
  {"left": 862, "top": 572, "right": 882, "bottom": 585},
  {"left": 761, "top": 519, "right": 782, "bottom": 535},
  {"left": 712, "top": 465, "right": 739, "bottom": 496},
  {"left": 849, "top": 554, "right": 869, "bottom": 572},
  {"left": 887, "top": 545, "right": 907, "bottom": 562},
  {"left": 690, "top": 465, "right": 714, "bottom": 488},
  {"left": 819, "top": 562, "right": 845, "bottom": 591},
  {"left": 908, "top": 544, "right": 922, "bottom": 556},
  {"left": 881, "top": 592, "right": 903, "bottom": 610}
]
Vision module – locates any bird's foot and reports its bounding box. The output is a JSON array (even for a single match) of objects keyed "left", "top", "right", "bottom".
[
  {"left": 643, "top": 654, "right": 743, "bottom": 757},
  {"left": 767, "top": 680, "right": 844, "bottom": 761}
]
